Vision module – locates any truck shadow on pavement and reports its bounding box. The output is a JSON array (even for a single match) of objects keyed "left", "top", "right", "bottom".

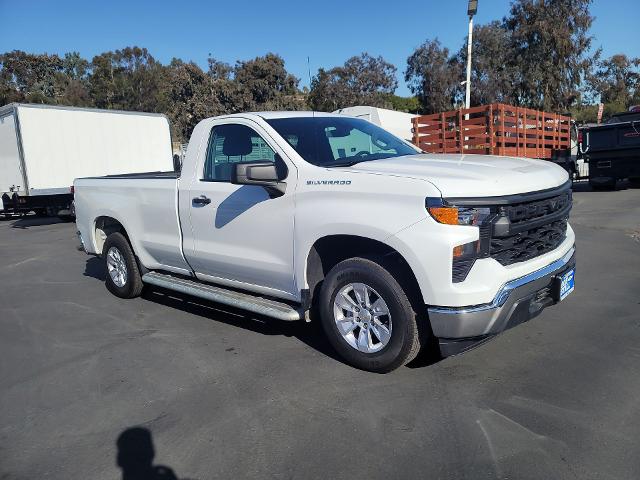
[
  {"left": 84, "top": 255, "right": 105, "bottom": 281},
  {"left": 82, "top": 258, "right": 439, "bottom": 369},
  {"left": 5, "top": 215, "right": 67, "bottom": 229},
  {"left": 142, "top": 286, "right": 346, "bottom": 364},
  {"left": 117, "top": 426, "right": 197, "bottom": 480},
  {"left": 142, "top": 286, "right": 440, "bottom": 369}
]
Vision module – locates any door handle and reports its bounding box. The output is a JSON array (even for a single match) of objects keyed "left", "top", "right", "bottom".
[{"left": 193, "top": 195, "right": 211, "bottom": 205}]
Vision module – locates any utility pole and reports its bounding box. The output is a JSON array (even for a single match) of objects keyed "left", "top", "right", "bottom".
[{"left": 465, "top": 0, "right": 478, "bottom": 110}]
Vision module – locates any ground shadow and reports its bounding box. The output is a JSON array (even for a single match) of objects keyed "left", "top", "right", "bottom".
[
  {"left": 84, "top": 255, "right": 105, "bottom": 281},
  {"left": 117, "top": 427, "right": 195, "bottom": 480},
  {"left": 84, "top": 256, "right": 441, "bottom": 370},
  {"left": 142, "top": 286, "right": 344, "bottom": 364},
  {"left": 143, "top": 286, "right": 440, "bottom": 369},
  {"left": 9, "top": 215, "right": 70, "bottom": 229},
  {"left": 406, "top": 336, "right": 444, "bottom": 369}
]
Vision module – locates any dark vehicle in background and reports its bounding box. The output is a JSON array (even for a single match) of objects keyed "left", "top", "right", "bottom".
[{"left": 579, "top": 107, "right": 640, "bottom": 189}]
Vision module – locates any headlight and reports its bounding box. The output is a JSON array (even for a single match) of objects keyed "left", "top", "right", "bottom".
[
  {"left": 426, "top": 202, "right": 491, "bottom": 226},
  {"left": 425, "top": 199, "right": 493, "bottom": 283}
]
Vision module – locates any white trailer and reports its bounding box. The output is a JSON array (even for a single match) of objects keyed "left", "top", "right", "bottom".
[
  {"left": 333, "top": 106, "right": 417, "bottom": 142},
  {"left": 0, "top": 104, "right": 173, "bottom": 216}
]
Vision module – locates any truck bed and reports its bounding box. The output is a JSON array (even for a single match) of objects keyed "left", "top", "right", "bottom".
[
  {"left": 581, "top": 113, "right": 640, "bottom": 181},
  {"left": 84, "top": 171, "right": 179, "bottom": 179},
  {"left": 74, "top": 175, "right": 191, "bottom": 276}
]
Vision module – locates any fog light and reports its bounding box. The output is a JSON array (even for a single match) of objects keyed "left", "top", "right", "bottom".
[{"left": 452, "top": 240, "right": 480, "bottom": 283}]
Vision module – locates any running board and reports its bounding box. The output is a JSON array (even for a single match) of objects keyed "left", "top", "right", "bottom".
[{"left": 141, "top": 272, "right": 303, "bottom": 321}]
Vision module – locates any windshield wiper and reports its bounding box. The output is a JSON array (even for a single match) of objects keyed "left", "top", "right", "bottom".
[
  {"left": 327, "top": 159, "right": 368, "bottom": 167},
  {"left": 327, "top": 156, "right": 395, "bottom": 168}
]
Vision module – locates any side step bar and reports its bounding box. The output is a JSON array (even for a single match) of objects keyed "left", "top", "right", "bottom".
[{"left": 141, "top": 272, "right": 303, "bottom": 321}]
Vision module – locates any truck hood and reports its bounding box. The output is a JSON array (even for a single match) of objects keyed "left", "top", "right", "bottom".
[{"left": 348, "top": 153, "right": 569, "bottom": 197}]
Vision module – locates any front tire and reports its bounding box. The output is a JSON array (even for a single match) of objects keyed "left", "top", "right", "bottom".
[
  {"left": 103, "top": 232, "right": 143, "bottom": 299},
  {"left": 318, "top": 258, "right": 422, "bottom": 373}
]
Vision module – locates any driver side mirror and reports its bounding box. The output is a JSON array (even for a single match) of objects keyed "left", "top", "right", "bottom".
[{"left": 230, "top": 161, "right": 286, "bottom": 197}]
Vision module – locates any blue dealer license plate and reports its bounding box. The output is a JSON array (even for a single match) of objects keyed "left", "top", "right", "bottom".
[{"left": 558, "top": 268, "right": 575, "bottom": 301}]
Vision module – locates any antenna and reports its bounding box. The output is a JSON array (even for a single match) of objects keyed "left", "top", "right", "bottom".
[{"left": 307, "top": 56, "right": 315, "bottom": 117}]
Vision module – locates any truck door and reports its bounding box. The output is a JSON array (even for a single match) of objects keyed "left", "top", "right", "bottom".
[{"left": 180, "top": 119, "right": 298, "bottom": 300}]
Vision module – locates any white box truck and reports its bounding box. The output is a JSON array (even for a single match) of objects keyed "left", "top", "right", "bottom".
[
  {"left": 0, "top": 104, "right": 174, "bottom": 217},
  {"left": 333, "top": 106, "right": 417, "bottom": 142}
]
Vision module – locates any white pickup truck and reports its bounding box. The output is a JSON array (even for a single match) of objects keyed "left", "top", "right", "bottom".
[{"left": 75, "top": 112, "right": 576, "bottom": 372}]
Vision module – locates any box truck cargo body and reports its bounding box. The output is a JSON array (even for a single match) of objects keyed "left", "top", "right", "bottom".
[
  {"left": 333, "top": 106, "right": 417, "bottom": 142},
  {"left": 0, "top": 104, "right": 173, "bottom": 216}
]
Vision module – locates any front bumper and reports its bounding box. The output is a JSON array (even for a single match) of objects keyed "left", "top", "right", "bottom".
[{"left": 428, "top": 246, "right": 576, "bottom": 357}]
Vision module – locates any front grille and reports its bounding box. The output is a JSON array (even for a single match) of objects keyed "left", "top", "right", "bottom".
[
  {"left": 446, "top": 182, "right": 572, "bottom": 281},
  {"left": 503, "top": 192, "right": 571, "bottom": 227},
  {"left": 484, "top": 189, "right": 571, "bottom": 266},
  {"left": 490, "top": 219, "right": 568, "bottom": 265}
]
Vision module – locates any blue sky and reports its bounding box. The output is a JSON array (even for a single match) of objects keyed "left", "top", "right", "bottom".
[{"left": 1, "top": 0, "right": 638, "bottom": 96}]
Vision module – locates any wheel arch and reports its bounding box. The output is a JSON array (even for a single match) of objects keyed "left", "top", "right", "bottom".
[
  {"left": 93, "top": 215, "right": 129, "bottom": 255},
  {"left": 305, "top": 234, "right": 425, "bottom": 310}
]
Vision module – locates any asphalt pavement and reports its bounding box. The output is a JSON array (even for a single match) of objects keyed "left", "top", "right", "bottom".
[{"left": 1, "top": 182, "right": 639, "bottom": 480}]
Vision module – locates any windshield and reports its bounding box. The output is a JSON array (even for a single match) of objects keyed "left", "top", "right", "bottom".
[{"left": 265, "top": 116, "right": 419, "bottom": 167}]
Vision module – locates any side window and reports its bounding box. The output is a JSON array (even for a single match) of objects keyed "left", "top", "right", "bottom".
[{"left": 203, "top": 124, "right": 276, "bottom": 181}]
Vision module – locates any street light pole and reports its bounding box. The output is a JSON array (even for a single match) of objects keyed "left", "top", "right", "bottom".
[
  {"left": 465, "top": 0, "right": 478, "bottom": 111},
  {"left": 465, "top": 15, "right": 473, "bottom": 110}
]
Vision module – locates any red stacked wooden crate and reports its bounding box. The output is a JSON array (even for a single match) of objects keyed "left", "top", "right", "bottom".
[{"left": 412, "top": 103, "right": 571, "bottom": 159}]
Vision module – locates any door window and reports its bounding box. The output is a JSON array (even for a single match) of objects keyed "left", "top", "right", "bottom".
[{"left": 203, "top": 124, "right": 276, "bottom": 181}]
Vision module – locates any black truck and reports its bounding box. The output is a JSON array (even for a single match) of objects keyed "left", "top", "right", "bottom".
[{"left": 579, "top": 109, "right": 640, "bottom": 189}]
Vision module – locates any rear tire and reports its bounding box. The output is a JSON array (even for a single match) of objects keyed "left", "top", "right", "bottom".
[
  {"left": 103, "top": 232, "right": 143, "bottom": 299},
  {"left": 318, "top": 257, "right": 422, "bottom": 373}
]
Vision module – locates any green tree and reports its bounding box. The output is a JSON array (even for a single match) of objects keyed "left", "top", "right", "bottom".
[
  {"left": 387, "top": 95, "right": 420, "bottom": 113},
  {"left": 0, "top": 50, "right": 64, "bottom": 104},
  {"left": 308, "top": 53, "right": 397, "bottom": 111},
  {"left": 234, "top": 53, "right": 304, "bottom": 111},
  {"left": 505, "top": 0, "right": 596, "bottom": 111},
  {"left": 207, "top": 55, "right": 233, "bottom": 80},
  {"left": 454, "top": 21, "right": 516, "bottom": 106},
  {"left": 588, "top": 54, "right": 640, "bottom": 107},
  {"left": 405, "top": 39, "right": 460, "bottom": 114},
  {"left": 56, "top": 52, "right": 92, "bottom": 106},
  {"left": 165, "top": 60, "right": 222, "bottom": 142},
  {"left": 89, "top": 47, "right": 166, "bottom": 112}
]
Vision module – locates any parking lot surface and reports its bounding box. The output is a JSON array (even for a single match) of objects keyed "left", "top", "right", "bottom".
[{"left": 1, "top": 183, "right": 639, "bottom": 480}]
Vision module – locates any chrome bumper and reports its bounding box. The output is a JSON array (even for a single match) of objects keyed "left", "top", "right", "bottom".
[{"left": 428, "top": 247, "right": 576, "bottom": 348}]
